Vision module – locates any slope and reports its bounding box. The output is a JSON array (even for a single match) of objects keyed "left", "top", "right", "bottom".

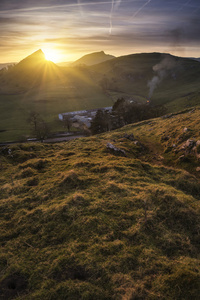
[
  {"left": 0, "top": 51, "right": 112, "bottom": 142},
  {"left": 90, "top": 52, "right": 200, "bottom": 106},
  {"left": 0, "top": 51, "right": 200, "bottom": 142},
  {"left": 0, "top": 107, "right": 200, "bottom": 299},
  {"left": 0, "top": 49, "right": 62, "bottom": 94}
]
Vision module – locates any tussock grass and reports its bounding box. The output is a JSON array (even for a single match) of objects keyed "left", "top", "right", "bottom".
[{"left": 0, "top": 108, "right": 200, "bottom": 299}]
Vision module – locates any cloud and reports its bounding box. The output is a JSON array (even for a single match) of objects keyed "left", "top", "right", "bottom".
[{"left": 0, "top": 0, "right": 200, "bottom": 62}]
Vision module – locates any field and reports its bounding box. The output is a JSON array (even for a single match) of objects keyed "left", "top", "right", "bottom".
[
  {"left": 0, "top": 107, "right": 200, "bottom": 299},
  {"left": 0, "top": 73, "right": 112, "bottom": 142}
]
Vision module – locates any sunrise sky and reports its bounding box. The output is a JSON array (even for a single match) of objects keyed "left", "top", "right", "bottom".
[{"left": 0, "top": 0, "right": 200, "bottom": 63}]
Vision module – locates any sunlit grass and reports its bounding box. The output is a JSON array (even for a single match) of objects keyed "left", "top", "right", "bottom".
[{"left": 0, "top": 108, "right": 200, "bottom": 299}]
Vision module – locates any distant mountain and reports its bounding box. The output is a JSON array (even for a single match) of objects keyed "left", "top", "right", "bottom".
[
  {"left": 73, "top": 51, "right": 115, "bottom": 66},
  {"left": 14, "top": 49, "right": 58, "bottom": 72},
  {"left": 0, "top": 63, "right": 16, "bottom": 70},
  {"left": 0, "top": 49, "right": 61, "bottom": 93},
  {"left": 188, "top": 57, "right": 200, "bottom": 63},
  {"left": 18, "top": 49, "right": 45, "bottom": 64}
]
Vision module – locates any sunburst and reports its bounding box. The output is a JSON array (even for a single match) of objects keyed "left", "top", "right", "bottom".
[{"left": 42, "top": 48, "right": 61, "bottom": 63}]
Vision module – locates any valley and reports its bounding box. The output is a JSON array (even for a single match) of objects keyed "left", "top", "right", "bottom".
[{"left": 0, "top": 50, "right": 200, "bottom": 143}]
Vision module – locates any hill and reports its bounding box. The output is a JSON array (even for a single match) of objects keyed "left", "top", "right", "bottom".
[
  {"left": 0, "top": 50, "right": 113, "bottom": 142},
  {"left": 0, "top": 50, "right": 61, "bottom": 94},
  {"left": 0, "top": 107, "right": 200, "bottom": 299},
  {"left": 73, "top": 51, "right": 115, "bottom": 66},
  {"left": 90, "top": 52, "right": 200, "bottom": 106},
  {"left": 0, "top": 51, "right": 200, "bottom": 142},
  {"left": 189, "top": 57, "right": 200, "bottom": 63}
]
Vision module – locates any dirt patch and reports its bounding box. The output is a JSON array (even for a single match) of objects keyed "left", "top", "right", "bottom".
[{"left": 0, "top": 273, "right": 28, "bottom": 299}]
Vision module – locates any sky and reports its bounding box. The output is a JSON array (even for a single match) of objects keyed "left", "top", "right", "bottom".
[{"left": 0, "top": 0, "right": 200, "bottom": 63}]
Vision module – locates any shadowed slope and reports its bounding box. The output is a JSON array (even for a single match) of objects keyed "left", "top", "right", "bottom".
[{"left": 0, "top": 50, "right": 63, "bottom": 93}]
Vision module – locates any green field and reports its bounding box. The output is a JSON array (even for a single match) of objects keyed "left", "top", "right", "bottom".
[{"left": 0, "top": 77, "right": 112, "bottom": 142}]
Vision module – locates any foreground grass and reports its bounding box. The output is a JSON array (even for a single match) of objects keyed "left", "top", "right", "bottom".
[{"left": 0, "top": 108, "right": 200, "bottom": 299}]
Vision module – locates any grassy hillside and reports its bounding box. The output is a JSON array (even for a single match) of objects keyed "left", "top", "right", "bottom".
[
  {"left": 0, "top": 107, "right": 200, "bottom": 299},
  {"left": 0, "top": 65, "right": 112, "bottom": 142},
  {"left": 90, "top": 52, "right": 200, "bottom": 105},
  {"left": 0, "top": 52, "right": 200, "bottom": 142}
]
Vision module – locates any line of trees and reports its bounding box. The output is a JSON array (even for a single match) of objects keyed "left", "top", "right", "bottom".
[{"left": 90, "top": 98, "right": 166, "bottom": 134}]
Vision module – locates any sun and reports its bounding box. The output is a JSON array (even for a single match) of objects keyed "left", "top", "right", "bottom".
[{"left": 42, "top": 48, "right": 61, "bottom": 63}]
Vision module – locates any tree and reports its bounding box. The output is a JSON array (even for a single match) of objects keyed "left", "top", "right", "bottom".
[
  {"left": 63, "top": 115, "right": 72, "bottom": 132},
  {"left": 34, "top": 119, "right": 50, "bottom": 141},
  {"left": 112, "top": 98, "right": 127, "bottom": 127},
  {"left": 27, "top": 111, "right": 40, "bottom": 132},
  {"left": 90, "top": 109, "right": 111, "bottom": 134},
  {"left": 27, "top": 111, "right": 50, "bottom": 141}
]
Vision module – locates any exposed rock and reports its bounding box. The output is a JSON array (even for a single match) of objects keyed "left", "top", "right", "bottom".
[
  {"left": 196, "top": 167, "right": 200, "bottom": 172},
  {"left": 162, "top": 114, "right": 173, "bottom": 119},
  {"left": 197, "top": 154, "right": 200, "bottom": 161},
  {"left": 183, "top": 127, "right": 188, "bottom": 132},
  {"left": 133, "top": 140, "right": 146, "bottom": 150},
  {"left": 189, "top": 108, "right": 195, "bottom": 113},
  {"left": 185, "top": 139, "right": 196, "bottom": 148},
  {"left": 106, "top": 143, "right": 126, "bottom": 156},
  {"left": 181, "top": 139, "right": 196, "bottom": 151},
  {"left": 196, "top": 140, "right": 200, "bottom": 146},
  {"left": 157, "top": 155, "right": 164, "bottom": 161}
]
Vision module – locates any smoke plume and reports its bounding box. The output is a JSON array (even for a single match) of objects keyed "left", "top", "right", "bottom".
[{"left": 148, "top": 56, "right": 176, "bottom": 98}]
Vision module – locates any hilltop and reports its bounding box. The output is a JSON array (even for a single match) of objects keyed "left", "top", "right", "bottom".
[
  {"left": 0, "top": 107, "right": 200, "bottom": 299},
  {"left": 0, "top": 50, "right": 61, "bottom": 94},
  {"left": 72, "top": 51, "right": 115, "bottom": 66}
]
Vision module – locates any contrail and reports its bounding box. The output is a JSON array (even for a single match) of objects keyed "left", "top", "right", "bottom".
[
  {"left": 77, "top": 0, "right": 83, "bottom": 16},
  {"left": 109, "top": 0, "right": 122, "bottom": 35},
  {"left": 132, "top": 0, "right": 151, "bottom": 18},
  {"left": 109, "top": 0, "right": 115, "bottom": 34},
  {"left": 178, "top": 0, "right": 192, "bottom": 11}
]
